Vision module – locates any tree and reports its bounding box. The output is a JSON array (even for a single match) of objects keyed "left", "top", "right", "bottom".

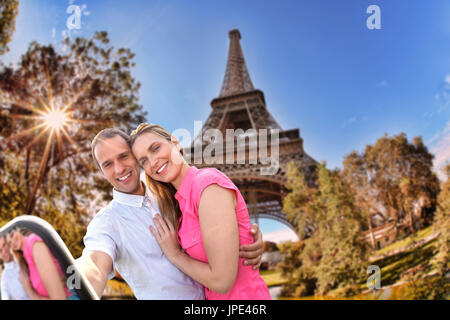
[
  {"left": 0, "top": 31, "right": 147, "bottom": 256},
  {"left": 0, "top": 0, "right": 18, "bottom": 55},
  {"left": 433, "top": 164, "right": 450, "bottom": 274},
  {"left": 342, "top": 133, "right": 440, "bottom": 235},
  {"left": 313, "top": 164, "right": 368, "bottom": 296},
  {"left": 279, "top": 161, "right": 368, "bottom": 297},
  {"left": 0, "top": 150, "right": 27, "bottom": 226},
  {"left": 406, "top": 164, "right": 449, "bottom": 300},
  {"left": 430, "top": 164, "right": 450, "bottom": 296}
]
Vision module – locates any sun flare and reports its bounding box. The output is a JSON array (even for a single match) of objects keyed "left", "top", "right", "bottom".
[{"left": 42, "top": 109, "right": 68, "bottom": 130}]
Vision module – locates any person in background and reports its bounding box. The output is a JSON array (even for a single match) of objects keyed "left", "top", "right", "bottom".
[
  {"left": 0, "top": 234, "right": 30, "bottom": 300},
  {"left": 8, "top": 229, "right": 76, "bottom": 300}
]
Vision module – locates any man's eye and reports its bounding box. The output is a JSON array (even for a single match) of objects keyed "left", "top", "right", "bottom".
[
  {"left": 153, "top": 145, "right": 159, "bottom": 152},
  {"left": 141, "top": 159, "right": 147, "bottom": 165}
]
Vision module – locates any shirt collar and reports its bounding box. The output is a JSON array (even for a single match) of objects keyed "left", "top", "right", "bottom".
[
  {"left": 113, "top": 185, "right": 145, "bottom": 208},
  {"left": 175, "top": 166, "right": 198, "bottom": 201}
]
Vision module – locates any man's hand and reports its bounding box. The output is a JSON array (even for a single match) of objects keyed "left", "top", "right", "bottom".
[{"left": 239, "top": 223, "right": 263, "bottom": 270}]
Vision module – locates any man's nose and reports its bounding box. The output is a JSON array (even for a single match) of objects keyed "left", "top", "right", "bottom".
[{"left": 114, "top": 161, "right": 126, "bottom": 175}]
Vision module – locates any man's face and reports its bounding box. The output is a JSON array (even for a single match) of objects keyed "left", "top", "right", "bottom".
[
  {"left": 0, "top": 236, "right": 12, "bottom": 262},
  {"left": 94, "top": 135, "right": 143, "bottom": 195}
]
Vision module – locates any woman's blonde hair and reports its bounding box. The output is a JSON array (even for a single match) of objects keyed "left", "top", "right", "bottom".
[
  {"left": 129, "top": 123, "right": 183, "bottom": 228},
  {"left": 10, "top": 229, "right": 31, "bottom": 276}
]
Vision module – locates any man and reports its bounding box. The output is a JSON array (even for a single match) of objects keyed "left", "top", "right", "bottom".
[
  {"left": 77, "top": 128, "right": 263, "bottom": 299},
  {"left": 0, "top": 235, "right": 30, "bottom": 300}
]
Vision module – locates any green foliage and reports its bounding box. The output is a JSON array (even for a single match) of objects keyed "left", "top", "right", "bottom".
[
  {"left": 278, "top": 241, "right": 317, "bottom": 297},
  {"left": 0, "top": 150, "right": 27, "bottom": 226},
  {"left": 279, "top": 162, "right": 369, "bottom": 297},
  {"left": 432, "top": 164, "right": 450, "bottom": 274},
  {"left": 409, "top": 164, "right": 450, "bottom": 299},
  {"left": 0, "top": 0, "right": 19, "bottom": 55},
  {"left": 342, "top": 133, "right": 440, "bottom": 232}
]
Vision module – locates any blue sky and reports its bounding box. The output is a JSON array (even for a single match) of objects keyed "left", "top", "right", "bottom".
[{"left": 2, "top": 0, "right": 449, "bottom": 239}]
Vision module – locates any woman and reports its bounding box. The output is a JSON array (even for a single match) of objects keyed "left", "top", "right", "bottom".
[
  {"left": 130, "top": 123, "right": 271, "bottom": 300},
  {"left": 8, "top": 229, "right": 76, "bottom": 300}
]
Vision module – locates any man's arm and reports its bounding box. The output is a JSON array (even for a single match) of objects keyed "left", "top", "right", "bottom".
[
  {"left": 76, "top": 251, "right": 113, "bottom": 298},
  {"left": 239, "top": 223, "right": 264, "bottom": 269}
]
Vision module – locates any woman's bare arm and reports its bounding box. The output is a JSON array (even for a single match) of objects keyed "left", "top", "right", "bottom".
[{"left": 32, "top": 241, "right": 68, "bottom": 300}]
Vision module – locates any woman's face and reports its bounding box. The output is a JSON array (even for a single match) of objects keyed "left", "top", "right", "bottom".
[
  {"left": 131, "top": 131, "right": 185, "bottom": 185},
  {"left": 8, "top": 230, "right": 23, "bottom": 252}
]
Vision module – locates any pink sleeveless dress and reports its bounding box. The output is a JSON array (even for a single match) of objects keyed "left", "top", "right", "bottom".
[
  {"left": 23, "top": 234, "right": 70, "bottom": 298},
  {"left": 174, "top": 166, "right": 271, "bottom": 300}
]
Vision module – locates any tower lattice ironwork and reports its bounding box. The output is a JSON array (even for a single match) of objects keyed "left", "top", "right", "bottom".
[{"left": 185, "top": 29, "right": 318, "bottom": 232}]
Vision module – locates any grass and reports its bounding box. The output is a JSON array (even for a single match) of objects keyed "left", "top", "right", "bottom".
[
  {"left": 373, "top": 240, "right": 437, "bottom": 287},
  {"left": 372, "top": 226, "right": 434, "bottom": 257},
  {"left": 283, "top": 279, "right": 430, "bottom": 300},
  {"left": 276, "top": 226, "right": 443, "bottom": 300},
  {"left": 260, "top": 269, "right": 289, "bottom": 287}
]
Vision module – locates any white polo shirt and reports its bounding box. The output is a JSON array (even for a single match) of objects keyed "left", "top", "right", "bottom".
[
  {"left": 82, "top": 187, "right": 204, "bottom": 300},
  {"left": 1, "top": 261, "right": 31, "bottom": 300}
]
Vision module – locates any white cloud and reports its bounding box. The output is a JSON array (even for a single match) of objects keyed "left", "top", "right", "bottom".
[
  {"left": 426, "top": 131, "right": 441, "bottom": 146},
  {"left": 263, "top": 228, "right": 298, "bottom": 244},
  {"left": 429, "top": 121, "right": 450, "bottom": 182},
  {"left": 341, "top": 116, "right": 357, "bottom": 128},
  {"left": 445, "top": 74, "right": 450, "bottom": 85}
]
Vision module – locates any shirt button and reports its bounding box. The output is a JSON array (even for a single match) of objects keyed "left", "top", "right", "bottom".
[{"left": 192, "top": 236, "right": 196, "bottom": 241}]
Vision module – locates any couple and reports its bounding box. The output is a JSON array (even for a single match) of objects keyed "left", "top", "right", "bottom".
[{"left": 79, "top": 123, "right": 271, "bottom": 300}]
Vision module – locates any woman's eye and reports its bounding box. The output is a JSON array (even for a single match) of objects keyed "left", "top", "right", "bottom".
[{"left": 153, "top": 145, "right": 159, "bottom": 152}]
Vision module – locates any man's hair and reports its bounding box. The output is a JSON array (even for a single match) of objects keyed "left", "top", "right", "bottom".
[{"left": 91, "top": 128, "right": 131, "bottom": 169}]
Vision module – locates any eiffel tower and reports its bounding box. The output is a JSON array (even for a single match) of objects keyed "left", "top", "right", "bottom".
[{"left": 185, "top": 29, "right": 318, "bottom": 231}]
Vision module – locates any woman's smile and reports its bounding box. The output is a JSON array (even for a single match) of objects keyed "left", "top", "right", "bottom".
[{"left": 156, "top": 162, "right": 169, "bottom": 175}]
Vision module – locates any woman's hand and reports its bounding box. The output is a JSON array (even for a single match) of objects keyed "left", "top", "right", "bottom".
[
  {"left": 19, "top": 268, "right": 32, "bottom": 291},
  {"left": 18, "top": 268, "right": 41, "bottom": 300},
  {"left": 150, "top": 214, "right": 182, "bottom": 263}
]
